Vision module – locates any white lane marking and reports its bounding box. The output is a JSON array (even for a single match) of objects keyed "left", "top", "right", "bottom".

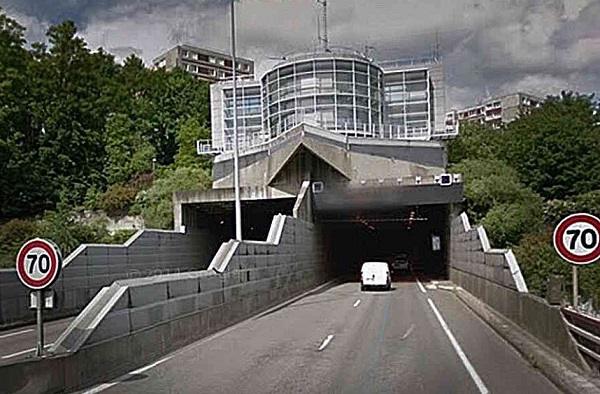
[
  {"left": 353, "top": 299, "right": 361, "bottom": 308},
  {"left": 0, "top": 328, "right": 33, "bottom": 339},
  {"left": 2, "top": 343, "right": 53, "bottom": 359},
  {"left": 427, "top": 298, "right": 489, "bottom": 394},
  {"left": 318, "top": 334, "right": 334, "bottom": 351},
  {"left": 416, "top": 278, "right": 427, "bottom": 293},
  {"left": 400, "top": 324, "right": 415, "bottom": 340},
  {"left": 82, "top": 279, "right": 340, "bottom": 393},
  {"left": 81, "top": 356, "right": 174, "bottom": 394}
]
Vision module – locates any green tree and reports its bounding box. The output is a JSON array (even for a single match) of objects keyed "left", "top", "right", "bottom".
[
  {"left": 174, "top": 117, "right": 211, "bottom": 169},
  {"left": 137, "top": 166, "right": 211, "bottom": 229},
  {"left": 105, "top": 113, "right": 155, "bottom": 184},
  {"left": 501, "top": 92, "right": 600, "bottom": 200},
  {"left": 447, "top": 122, "right": 503, "bottom": 164},
  {"left": 450, "top": 159, "right": 543, "bottom": 246}
]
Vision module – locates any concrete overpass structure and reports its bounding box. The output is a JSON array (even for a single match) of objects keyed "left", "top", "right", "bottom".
[{"left": 0, "top": 123, "right": 598, "bottom": 393}]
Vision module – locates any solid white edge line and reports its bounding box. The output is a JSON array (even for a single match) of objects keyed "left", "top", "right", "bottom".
[
  {"left": 353, "top": 299, "right": 361, "bottom": 307},
  {"left": 1, "top": 343, "right": 54, "bottom": 359},
  {"left": 427, "top": 298, "right": 489, "bottom": 394},
  {"left": 0, "top": 328, "right": 33, "bottom": 339},
  {"left": 318, "top": 334, "right": 334, "bottom": 351},
  {"left": 416, "top": 278, "right": 427, "bottom": 293},
  {"left": 81, "top": 355, "right": 175, "bottom": 394}
]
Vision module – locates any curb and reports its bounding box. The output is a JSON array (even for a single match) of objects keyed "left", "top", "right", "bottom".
[{"left": 454, "top": 287, "right": 600, "bottom": 394}]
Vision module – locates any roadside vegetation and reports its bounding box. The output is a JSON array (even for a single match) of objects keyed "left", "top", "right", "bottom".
[
  {"left": 0, "top": 10, "right": 212, "bottom": 267},
  {"left": 448, "top": 92, "right": 600, "bottom": 303}
]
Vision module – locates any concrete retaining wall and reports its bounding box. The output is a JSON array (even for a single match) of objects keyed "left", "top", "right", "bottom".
[
  {"left": 0, "top": 229, "right": 216, "bottom": 329},
  {"left": 449, "top": 211, "right": 586, "bottom": 369},
  {"left": 0, "top": 215, "right": 330, "bottom": 393},
  {"left": 451, "top": 268, "right": 586, "bottom": 368},
  {"left": 449, "top": 212, "right": 527, "bottom": 292}
]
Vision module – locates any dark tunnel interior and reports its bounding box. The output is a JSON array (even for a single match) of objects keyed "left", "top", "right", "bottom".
[{"left": 319, "top": 204, "right": 449, "bottom": 280}]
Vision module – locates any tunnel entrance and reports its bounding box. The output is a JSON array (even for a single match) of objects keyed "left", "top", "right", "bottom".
[{"left": 319, "top": 204, "right": 449, "bottom": 280}]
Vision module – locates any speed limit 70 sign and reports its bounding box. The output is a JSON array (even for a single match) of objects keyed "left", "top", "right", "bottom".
[
  {"left": 553, "top": 213, "right": 600, "bottom": 265},
  {"left": 16, "top": 238, "right": 62, "bottom": 290}
]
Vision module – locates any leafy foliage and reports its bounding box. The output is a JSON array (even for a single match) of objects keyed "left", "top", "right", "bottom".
[
  {"left": 0, "top": 11, "right": 211, "bottom": 219},
  {"left": 447, "top": 122, "right": 503, "bottom": 164},
  {"left": 136, "top": 166, "right": 211, "bottom": 229},
  {"left": 450, "top": 92, "right": 600, "bottom": 301},
  {"left": 97, "top": 183, "right": 138, "bottom": 217},
  {"left": 500, "top": 92, "right": 600, "bottom": 200}
]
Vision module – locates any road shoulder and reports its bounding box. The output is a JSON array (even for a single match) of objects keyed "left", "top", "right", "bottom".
[{"left": 454, "top": 286, "right": 600, "bottom": 394}]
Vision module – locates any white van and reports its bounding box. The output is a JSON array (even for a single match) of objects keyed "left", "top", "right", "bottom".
[{"left": 360, "top": 261, "right": 391, "bottom": 291}]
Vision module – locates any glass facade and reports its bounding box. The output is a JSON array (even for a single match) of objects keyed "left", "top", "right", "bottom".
[
  {"left": 209, "top": 53, "right": 445, "bottom": 151},
  {"left": 383, "top": 68, "right": 432, "bottom": 135},
  {"left": 221, "top": 83, "right": 265, "bottom": 148},
  {"left": 261, "top": 55, "right": 384, "bottom": 137}
]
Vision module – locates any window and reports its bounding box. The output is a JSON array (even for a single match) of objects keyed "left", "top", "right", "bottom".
[{"left": 209, "top": 57, "right": 216, "bottom": 64}]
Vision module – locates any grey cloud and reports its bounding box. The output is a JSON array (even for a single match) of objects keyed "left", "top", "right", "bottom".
[{"left": 4, "top": 0, "right": 599, "bottom": 108}]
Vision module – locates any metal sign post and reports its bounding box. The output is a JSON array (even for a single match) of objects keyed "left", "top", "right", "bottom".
[
  {"left": 36, "top": 290, "right": 44, "bottom": 356},
  {"left": 572, "top": 266, "right": 578, "bottom": 309},
  {"left": 16, "top": 238, "right": 62, "bottom": 358}
]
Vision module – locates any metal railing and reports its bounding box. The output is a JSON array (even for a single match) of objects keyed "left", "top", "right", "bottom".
[
  {"left": 198, "top": 115, "right": 441, "bottom": 155},
  {"left": 562, "top": 307, "right": 600, "bottom": 371}
]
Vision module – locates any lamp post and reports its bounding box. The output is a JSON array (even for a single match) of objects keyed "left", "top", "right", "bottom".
[{"left": 230, "top": 0, "right": 242, "bottom": 241}]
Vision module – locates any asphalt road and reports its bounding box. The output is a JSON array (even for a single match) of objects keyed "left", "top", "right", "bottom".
[
  {"left": 0, "top": 317, "right": 73, "bottom": 363},
  {"left": 85, "top": 278, "right": 561, "bottom": 394}
]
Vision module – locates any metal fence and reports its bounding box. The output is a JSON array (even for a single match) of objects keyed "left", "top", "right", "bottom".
[{"left": 562, "top": 307, "right": 600, "bottom": 371}]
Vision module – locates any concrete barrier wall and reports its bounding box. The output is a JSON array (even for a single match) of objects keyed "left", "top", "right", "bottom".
[
  {"left": 0, "top": 229, "right": 216, "bottom": 329},
  {"left": 450, "top": 268, "right": 585, "bottom": 368},
  {"left": 449, "top": 212, "right": 527, "bottom": 292},
  {"left": 449, "top": 212, "right": 585, "bottom": 369},
  {"left": 0, "top": 215, "right": 330, "bottom": 393}
]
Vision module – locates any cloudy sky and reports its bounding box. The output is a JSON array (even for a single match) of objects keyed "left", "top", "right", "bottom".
[{"left": 3, "top": 0, "right": 599, "bottom": 108}]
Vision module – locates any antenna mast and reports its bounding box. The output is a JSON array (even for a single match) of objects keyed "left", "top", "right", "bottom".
[{"left": 316, "top": 0, "right": 329, "bottom": 52}]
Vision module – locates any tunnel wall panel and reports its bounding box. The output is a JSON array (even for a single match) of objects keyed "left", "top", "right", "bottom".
[
  {"left": 449, "top": 212, "right": 585, "bottom": 369},
  {"left": 1, "top": 216, "right": 331, "bottom": 393},
  {"left": 0, "top": 229, "right": 214, "bottom": 329}
]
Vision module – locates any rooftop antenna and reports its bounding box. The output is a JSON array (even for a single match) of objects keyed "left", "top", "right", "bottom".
[
  {"left": 434, "top": 31, "right": 441, "bottom": 60},
  {"left": 316, "top": 0, "right": 329, "bottom": 52}
]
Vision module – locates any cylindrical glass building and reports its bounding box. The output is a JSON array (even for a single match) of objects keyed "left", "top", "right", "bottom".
[{"left": 261, "top": 50, "right": 384, "bottom": 138}]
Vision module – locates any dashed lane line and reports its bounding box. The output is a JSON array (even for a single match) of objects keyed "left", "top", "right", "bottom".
[{"left": 318, "top": 334, "right": 334, "bottom": 351}]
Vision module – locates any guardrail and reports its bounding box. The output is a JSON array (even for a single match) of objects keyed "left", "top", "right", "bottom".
[
  {"left": 562, "top": 307, "right": 600, "bottom": 371},
  {"left": 198, "top": 119, "right": 436, "bottom": 155}
]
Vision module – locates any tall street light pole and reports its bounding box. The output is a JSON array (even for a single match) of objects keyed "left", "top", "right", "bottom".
[{"left": 230, "top": 0, "right": 242, "bottom": 241}]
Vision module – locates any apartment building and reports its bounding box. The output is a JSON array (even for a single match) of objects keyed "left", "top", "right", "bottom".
[
  {"left": 445, "top": 92, "right": 543, "bottom": 133},
  {"left": 153, "top": 45, "right": 254, "bottom": 83}
]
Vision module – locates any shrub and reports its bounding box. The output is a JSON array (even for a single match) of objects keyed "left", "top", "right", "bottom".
[
  {"left": 0, "top": 219, "right": 40, "bottom": 268},
  {"left": 137, "top": 166, "right": 211, "bottom": 229},
  {"left": 97, "top": 183, "right": 138, "bottom": 216}
]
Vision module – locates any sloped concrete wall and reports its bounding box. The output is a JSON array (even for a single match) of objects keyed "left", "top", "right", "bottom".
[
  {"left": 0, "top": 215, "right": 331, "bottom": 393},
  {"left": 449, "top": 212, "right": 527, "bottom": 292},
  {"left": 0, "top": 229, "right": 215, "bottom": 329},
  {"left": 449, "top": 212, "right": 585, "bottom": 369}
]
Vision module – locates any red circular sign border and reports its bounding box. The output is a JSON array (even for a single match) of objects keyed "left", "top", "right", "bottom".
[
  {"left": 553, "top": 213, "right": 600, "bottom": 265},
  {"left": 16, "top": 239, "right": 61, "bottom": 290}
]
